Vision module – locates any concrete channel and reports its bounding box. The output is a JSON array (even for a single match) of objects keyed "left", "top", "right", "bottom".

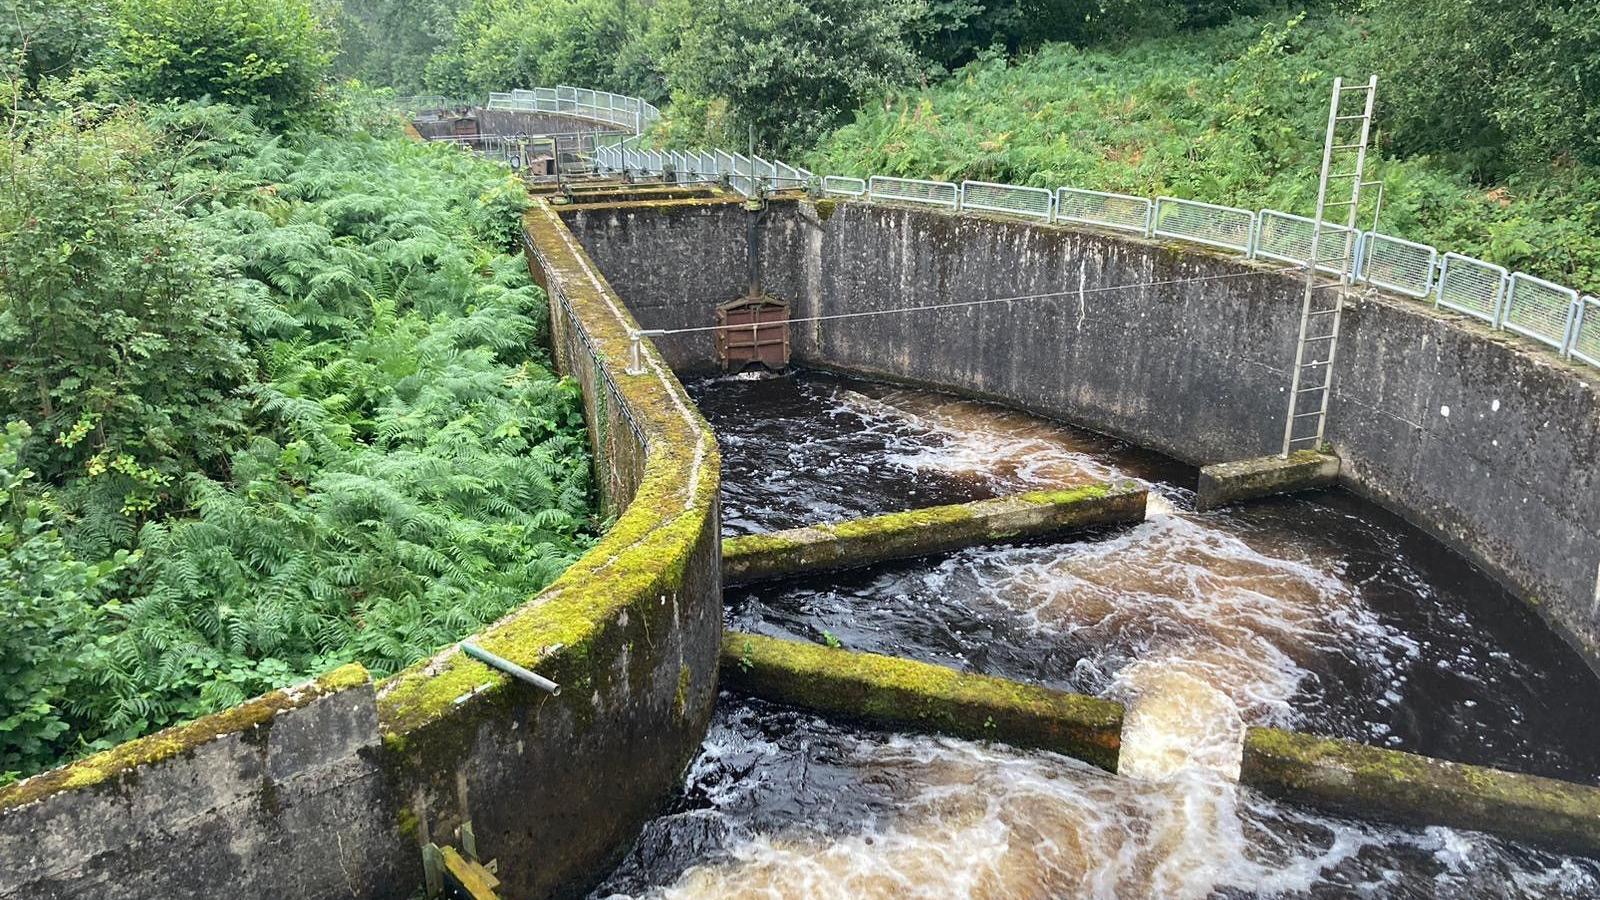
[{"left": 7, "top": 174, "right": 1600, "bottom": 898}]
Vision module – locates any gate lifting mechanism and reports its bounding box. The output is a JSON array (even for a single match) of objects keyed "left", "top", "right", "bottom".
[
  {"left": 1280, "top": 75, "right": 1380, "bottom": 458},
  {"left": 715, "top": 295, "right": 790, "bottom": 372}
]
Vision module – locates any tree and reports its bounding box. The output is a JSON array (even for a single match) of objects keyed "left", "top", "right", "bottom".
[
  {"left": 0, "top": 0, "right": 111, "bottom": 89},
  {"left": 107, "top": 0, "right": 338, "bottom": 125},
  {"left": 659, "top": 0, "right": 928, "bottom": 154},
  {"left": 1368, "top": 0, "right": 1600, "bottom": 179},
  {"left": 428, "top": 0, "right": 658, "bottom": 100}
]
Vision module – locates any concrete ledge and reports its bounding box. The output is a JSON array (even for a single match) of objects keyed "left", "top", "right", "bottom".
[
  {"left": 0, "top": 665, "right": 404, "bottom": 899},
  {"left": 1240, "top": 726, "right": 1600, "bottom": 856},
  {"left": 1195, "top": 450, "right": 1340, "bottom": 511},
  {"left": 722, "top": 632, "right": 1123, "bottom": 772},
  {"left": 722, "top": 481, "right": 1147, "bottom": 585}
]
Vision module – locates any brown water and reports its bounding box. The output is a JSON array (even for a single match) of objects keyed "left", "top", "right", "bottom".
[{"left": 594, "top": 369, "right": 1600, "bottom": 898}]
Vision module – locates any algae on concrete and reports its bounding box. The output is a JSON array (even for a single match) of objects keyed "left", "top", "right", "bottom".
[
  {"left": 721, "top": 631, "right": 1123, "bottom": 772},
  {"left": 722, "top": 480, "right": 1145, "bottom": 585},
  {"left": 1241, "top": 726, "right": 1600, "bottom": 856}
]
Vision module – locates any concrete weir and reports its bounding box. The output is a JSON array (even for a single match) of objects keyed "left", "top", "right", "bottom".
[
  {"left": 1195, "top": 450, "right": 1341, "bottom": 511},
  {"left": 723, "top": 481, "right": 1147, "bottom": 585},
  {"left": 722, "top": 632, "right": 1124, "bottom": 772}
]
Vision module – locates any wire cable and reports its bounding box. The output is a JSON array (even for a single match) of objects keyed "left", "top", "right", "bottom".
[{"left": 636, "top": 264, "right": 1304, "bottom": 336}]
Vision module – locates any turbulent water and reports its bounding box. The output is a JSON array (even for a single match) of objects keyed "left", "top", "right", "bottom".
[
  {"left": 594, "top": 369, "right": 1600, "bottom": 898},
  {"left": 595, "top": 703, "right": 1600, "bottom": 900}
]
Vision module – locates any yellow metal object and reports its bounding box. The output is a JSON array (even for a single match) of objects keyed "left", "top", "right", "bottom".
[{"left": 440, "top": 845, "right": 501, "bottom": 899}]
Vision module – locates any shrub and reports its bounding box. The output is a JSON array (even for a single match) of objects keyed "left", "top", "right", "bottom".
[
  {"left": 0, "top": 106, "right": 252, "bottom": 507},
  {"left": 108, "top": 0, "right": 337, "bottom": 124},
  {"left": 1367, "top": 0, "right": 1600, "bottom": 179}
]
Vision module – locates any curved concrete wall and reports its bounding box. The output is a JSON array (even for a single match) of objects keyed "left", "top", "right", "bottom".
[
  {"left": 564, "top": 196, "right": 1600, "bottom": 671},
  {"left": 0, "top": 201, "right": 722, "bottom": 900}
]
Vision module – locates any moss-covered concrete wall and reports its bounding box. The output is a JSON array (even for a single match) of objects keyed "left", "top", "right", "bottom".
[
  {"left": 0, "top": 199, "right": 723, "bottom": 900},
  {"left": 1241, "top": 726, "right": 1600, "bottom": 855},
  {"left": 371, "top": 200, "right": 722, "bottom": 898},
  {"left": 723, "top": 632, "right": 1123, "bottom": 772},
  {"left": 724, "top": 481, "right": 1146, "bottom": 585}
]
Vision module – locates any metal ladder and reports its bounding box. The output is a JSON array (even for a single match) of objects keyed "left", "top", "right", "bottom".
[{"left": 1280, "top": 76, "right": 1378, "bottom": 457}]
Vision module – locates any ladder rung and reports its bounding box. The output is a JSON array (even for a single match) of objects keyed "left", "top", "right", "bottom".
[
  {"left": 1328, "top": 172, "right": 1361, "bottom": 179},
  {"left": 1301, "top": 359, "right": 1331, "bottom": 368},
  {"left": 1331, "top": 144, "right": 1366, "bottom": 151},
  {"left": 1334, "top": 115, "right": 1368, "bottom": 121},
  {"left": 1308, "top": 309, "right": 1340, "bottom": 317},
  {"left": 1296, "top": 381, "right": 1331, "bottom": 394},
  {"left": 1301, "top": 334, "right": 1337, "bottom": 342},
  {"left": 1293, "top": 411, "right": 1324, "bottom": 419}
]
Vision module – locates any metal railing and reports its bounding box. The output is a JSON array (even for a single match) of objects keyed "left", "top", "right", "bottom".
[
  {"left": 960, "top": 181, "right": 1053, "bottom": 221},
  {"left": 1055, "top": 188, "right": 1152, "bottom": 235},
  {"left": 1572, "top": 297, "right": 1600, "bottom": 368},
  {"left": 1254, "top": 210, "right": 1359, "bottom": 277},
  {"left": 470, "top": 84, "right": 1600, "bottom": 374},
  {"left": 1358, "top": 232, "right": 1436, "bottom": 299},
  {"left": 473, "top": 86, "right": 659, "bottom": 133},
  {"left": 869, "top": 176, "right": 960, "bottom": 209},
  {"left": 1502, "top": 273, "right": 1578, "bottom": 351},
  {"left": 823, "top": 176, "right": 866, "bottom": 197},
  {"left": 1437, "top": 253, "right": 1507, "bottom": 325},
  {"left": 1153, "top": 197, "right": 1256, "bottom": 254}
]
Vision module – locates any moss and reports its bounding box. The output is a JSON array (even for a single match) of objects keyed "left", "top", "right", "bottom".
[
  {"left": 722, "top": 530, "right": 806, "bottom": 560},
  {"left": 721, "top": 631, "right": 1122, "bottom": 771},
  {"left": 0, "top": 663, "right": 371, "bottom": 812},
  {"left": 397, "top": 805, "right": 420, "bottom": 839},
  {"left": 674, "top": 664, "right": 691, "bottom": 718},
  {"left": 814, "top": 199, "right": 837, "bottom": 221},
  {"left": 1241, "top": 726, "right": 1600, "bottom": 854},
  {"left": 375, "top": 199, "right": 721, "bottom": 748}
]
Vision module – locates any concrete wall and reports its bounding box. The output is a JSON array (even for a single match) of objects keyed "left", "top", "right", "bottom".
[
  {"left": 562, "top": 195, "right": 1600, "bottom": 669},
  {"left": 561, "top": 198, "right": 810, "bottom": 371},
  {"left": 0, "top": 201, "right": 724, "bottom": 900},
  {"left": 0, "top": 667, "right": 408, "bottom": 900}
]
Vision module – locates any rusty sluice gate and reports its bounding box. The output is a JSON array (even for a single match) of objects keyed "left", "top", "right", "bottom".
[{"left": 715, "top": 295, "right": 790, "bottom": 371}]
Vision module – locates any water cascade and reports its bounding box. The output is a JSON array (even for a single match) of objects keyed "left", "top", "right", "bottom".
[{"left": 595, "top": 369, "right": 1600, "bottom": 898}]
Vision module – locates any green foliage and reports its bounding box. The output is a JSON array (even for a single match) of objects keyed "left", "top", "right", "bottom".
[
  {"left": 429, "top": 0, "right": 658, "bottom": 101},
  {"left": 0, "top": 105, "right": 594, "bottom": 779},
  {"left": 0, "top": 104, "right": 252, "bottom": 508},
  {"left": 658, "top": 0, "right": 928, "bottom": 154},
  {"left": 814, "top": 11, "right": 1600, "bottom": 292},
  {"left": 108, "top": 0, "right": 338, "bottom": 125},
  {"left": 1367, "top": 0, "right": 1600, "bottom": 179},
  {"left": 0, "top": 423, "right": 134, "bottom": 783},
  {"left": 0, "top": 0, "right": 111, "bottom": 88},
  {"left": 334, "top": 0, "right": 466, "bottom": 94}
]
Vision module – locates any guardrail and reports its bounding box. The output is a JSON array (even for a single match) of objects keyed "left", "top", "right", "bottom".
[
  {"left": 400, "top": 86, "right": 660, "bottom": 133},
  {"left": 472, "top": 84, "right": 1599, "bottom": 373}
]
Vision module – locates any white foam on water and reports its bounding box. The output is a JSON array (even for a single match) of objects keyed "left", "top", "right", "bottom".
[
  {"left": 631, "top": 733, "right": 1398, "bottom": 900},
  {"left": 922, "top": 512, "right": 1419, "bottom": 730},
  {"left": 1115, "top": 664, "right": 1245, "bottom": 780},
  {"left": 827, "top": 388, "right": 1123, "bottom": 491}
]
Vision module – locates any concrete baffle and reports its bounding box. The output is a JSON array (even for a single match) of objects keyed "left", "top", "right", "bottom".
[{"left": 1195, "top": 450, "right": 1340, "bottom": 511}]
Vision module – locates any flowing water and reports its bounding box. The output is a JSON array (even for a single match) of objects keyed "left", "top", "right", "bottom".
[{"left": 596, "top": 369, "right": 1600, "bottom": 898}]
